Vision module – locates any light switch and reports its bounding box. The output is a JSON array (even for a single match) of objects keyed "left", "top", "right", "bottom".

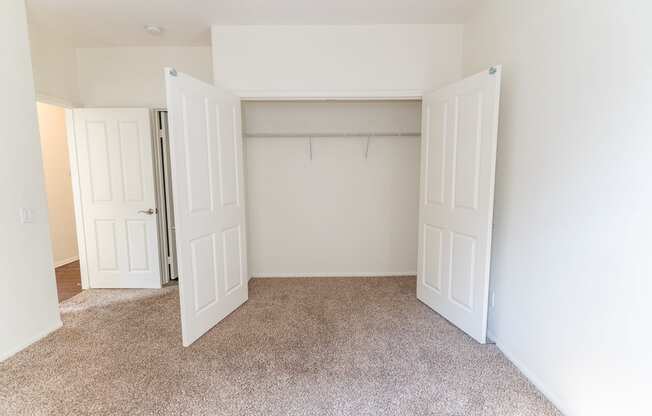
[{"left": 19, "top": 208, "right": 35, "bottom": 224}]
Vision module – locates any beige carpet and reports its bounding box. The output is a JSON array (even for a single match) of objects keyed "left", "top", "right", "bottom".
[{"left": 0, "top": 277, "right": 561, "bottom": 416}]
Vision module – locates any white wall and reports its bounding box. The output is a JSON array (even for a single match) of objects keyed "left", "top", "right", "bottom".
[
  {"left": 37, "top": 102, "right": 79, "bottom": 267},
  {"left": 214, "top": 25, "right": 459, "bottom": 275},
  {"left": 212, "top": 25, "right": 463, "bottom": 96},
  {"left": 463, "top": 1, "right": 652, "bottom": 415},
  {"left": 244, "top": 101, "right": 421, "bottom": 276},
  {"left": 0, "top": 0, "right": 62, "bottom": 362},
  {"left": 28, "top": 36, "right": 212, "bottom": 109},
  {"left": 28, "top": 25, "right": 79, "bottom": 106},
  {"left": 76, "top": 47, "right": 213, "bottom": 107}
]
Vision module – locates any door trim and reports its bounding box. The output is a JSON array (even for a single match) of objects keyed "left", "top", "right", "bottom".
[
  {"left": 65, "top": 109, "right": 91, "bottom": 289},
  {"left": 234, "top": 89, "right": 424, "bottom": 101},
  {"left": 151, "top": 109, "right": 170, "bottom": 285}
]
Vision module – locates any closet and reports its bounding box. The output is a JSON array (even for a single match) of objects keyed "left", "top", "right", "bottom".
[
  {"left": 66, "top": 68, "right": 499, "bottom": 347},
  {"left": 242, "top": 100, "right": 421, "bottom": 278},
  {"left": 165, "top": 67, "right": 501, "bottom": 347}
]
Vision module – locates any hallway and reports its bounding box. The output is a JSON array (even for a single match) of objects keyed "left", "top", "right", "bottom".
[{"left": 54, "top": 261, "right": 81, "bottom": 302}]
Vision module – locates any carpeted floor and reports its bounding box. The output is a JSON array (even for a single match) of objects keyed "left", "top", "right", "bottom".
[{"left": 0, "top": 277, "right": 561, "bottom": 416}]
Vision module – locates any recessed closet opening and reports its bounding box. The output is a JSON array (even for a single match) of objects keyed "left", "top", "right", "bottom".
[{"left": 241, "top": 100, "right": 422, "bottom": 278}]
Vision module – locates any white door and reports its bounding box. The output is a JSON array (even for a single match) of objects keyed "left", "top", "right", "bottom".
[
  {"left": 165, "top": 69, "right": 248, "bottom": 347},
  {"left": 72, "top": 108, "right": 161, "bottom": 288},
  {"left": 417, "top": 67, "right": 502, "bottom": 343}
]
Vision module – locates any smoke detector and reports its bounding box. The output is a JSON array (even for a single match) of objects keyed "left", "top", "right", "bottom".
[{"left": 144, "top": 25, "right": 164, "bottom": 36}]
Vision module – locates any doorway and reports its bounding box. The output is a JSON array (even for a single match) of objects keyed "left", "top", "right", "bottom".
[
  {"left": 64, "top": 108, "right": 179, "bottom": 289},
  {"left": 164, "top": 67, "right": 500, "bottom": 346},
  {"left": 36, "top": 101, "right": 82, "bottom": 302}
]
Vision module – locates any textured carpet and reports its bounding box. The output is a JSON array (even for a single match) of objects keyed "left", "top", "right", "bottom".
[{"left": 0, "top": 277, "right": 561, "bottom": 416}]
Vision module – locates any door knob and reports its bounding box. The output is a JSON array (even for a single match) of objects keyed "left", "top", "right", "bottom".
[{"left": 138, "top": 208, "right": 156, "bottom": 215}]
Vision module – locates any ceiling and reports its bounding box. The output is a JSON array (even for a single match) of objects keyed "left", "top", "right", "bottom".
[{"left": 26, "top": 0, "right": 476, "bottom": 47}]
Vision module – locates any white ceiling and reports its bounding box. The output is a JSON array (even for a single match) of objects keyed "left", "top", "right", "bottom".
[{"left": 26, "top": 0, "right": 476, "bottom": 47}]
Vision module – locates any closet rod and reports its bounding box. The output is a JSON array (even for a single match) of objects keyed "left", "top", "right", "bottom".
[{"left": 244, "top": 132, "right": 421, "bottom": 138}]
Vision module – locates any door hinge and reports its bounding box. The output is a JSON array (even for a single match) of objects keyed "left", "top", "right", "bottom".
[{"left": 167, "top": 256, "right": 173, "bottom": 265}]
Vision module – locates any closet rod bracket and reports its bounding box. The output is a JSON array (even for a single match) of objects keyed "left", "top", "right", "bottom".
[
  {"left": 365, "top": 135, "right": 372, "bottom": 160},
  {"left": 308, "top": 136, "right": 313, "bottom": 161}
]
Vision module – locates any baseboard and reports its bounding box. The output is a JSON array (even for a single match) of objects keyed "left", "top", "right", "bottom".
[
  {"left": 494, "top": 335, "right": 572, "bottom": 416},
  {"left": 0, "top": 319, "right": 63, "bottom": 362},
  {"left": 53, "top": 256, "right": 79, "bottom": 268},
  {"left": 251, "top": 271, "right": 417, "bottom": 278}
]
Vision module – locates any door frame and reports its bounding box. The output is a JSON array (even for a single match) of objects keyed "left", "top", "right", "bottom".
[
  {"left": 65, "top": 108, "right": 91, "bottom": 290},
  {"left": 33, "top": 96, "right": 87, "bottom": 286},
  {"left": 35, "top": 96, "right": 91, "bottom": 287},
  {"left": 151, "top": 108, "right": 180, "bottom": 285},
  {"left": 151, "top": 109, "right": 169, "bottom": 285},
  {"left": 236, "top": 76, "right": 498, "bottom": 343},
  {"left": 234, "top": 90, "right": 423, "bottom": 101},
  {"left": 64, "top": 109, "right": 91, "bottom": 289}
]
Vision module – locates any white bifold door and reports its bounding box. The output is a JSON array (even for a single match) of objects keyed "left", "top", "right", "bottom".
[
  {"left": 417, "top": 67, "right": 502, "bottom": 344},
  {"left": 71, "top": 109, "right": 161, "bottom": 288},
  {"left": 165, "top": 70, "right": 248, "bottom": 346}
]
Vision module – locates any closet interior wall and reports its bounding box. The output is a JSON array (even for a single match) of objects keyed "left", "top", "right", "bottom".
[{"left": 242, "top": 100, "right": 422, "bottom": 278}]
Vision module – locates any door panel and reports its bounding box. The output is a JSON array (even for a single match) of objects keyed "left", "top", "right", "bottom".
[
  {"left": 165, "top": 69, "right": 248, "bottom": 347},
  {"left": 73, "top": 108, "right": 161, "bottom": 288},
  {"left": 449, "top": 232, "right": 476, "bottom": 310},
  {"left": 223, "top": 225, "right": 243, "bottom": 293},
  {"left": 417, "top": 67, "right": 502, "bottom": 343},
  {"left": 189, "top": 234, "right": 219, "bottom": 312},
  {"left": 423, "top": 225, "right": 444, "bottom": 293},
  {"left": 86, "top": 122, "right": 112, "bottom": 201},
  {"left": 95, "top": 219, "right": 118, "bottom": 271},
  {"left": 217, "top": 108, "right": 240, "bottom": 206},
  {"left": 453, "top": 91, "right": 483, "bottom": 210},
  {"left": 425, "top": 102, "right": 448, "bottom": 206},
  {"left": 126, "top": 220, "right": 150, "bottom": 271},
  {"left": 119, "top": 122, "right": 145, "bottom": 202}
]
